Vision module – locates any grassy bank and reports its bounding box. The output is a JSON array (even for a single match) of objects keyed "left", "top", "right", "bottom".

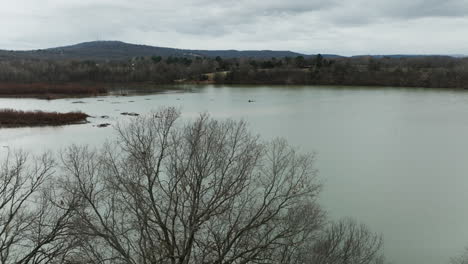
[
  {"left": 0, "top": 83, "right": 107, "bottom": 99},
  {"left": 0, "top": 109, "right": 89, "bottom": 127}
]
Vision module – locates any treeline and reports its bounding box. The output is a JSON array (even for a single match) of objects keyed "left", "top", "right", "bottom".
[
  {"left": 0, "top": 56, "right": 218, "bottom": 83},
  {"left": 3, "top": 54, "right": 468, "bottom": 88},
  {"left": 218, "top": 55, "right": 468, "bottom": 88}
]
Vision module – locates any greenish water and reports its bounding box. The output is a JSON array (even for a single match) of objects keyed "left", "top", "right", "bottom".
[{"left": 2, "top": 85, "right": 468, "bottom": 264}]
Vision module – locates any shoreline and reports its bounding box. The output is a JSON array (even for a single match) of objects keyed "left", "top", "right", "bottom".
[{"left": 1, "top": 81, "right": 468, "bottom": 100}]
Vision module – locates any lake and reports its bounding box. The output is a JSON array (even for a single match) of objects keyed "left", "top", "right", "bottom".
[{"left": 1, "top": 85, "right": 468, "bottom": 264}]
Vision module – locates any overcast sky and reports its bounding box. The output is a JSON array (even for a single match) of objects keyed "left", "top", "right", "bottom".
[{"left": 1, "top": 0, "right": 468, "bottom": 55}]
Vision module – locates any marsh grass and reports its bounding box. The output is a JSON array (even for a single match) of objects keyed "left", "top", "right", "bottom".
[
  {"left": 0, "top": 109, "right": 89, "bottom": 127},
  {"left": 0, "top": 83, "right": 107, "bottom": 99}
]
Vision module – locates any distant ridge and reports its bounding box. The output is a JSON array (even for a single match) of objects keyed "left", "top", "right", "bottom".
[
  {"left": 0, "top": 41, "right": 313, "bottom": 60},
  {"left": 0, "top": 41, "right": 464, "bottom": 61}
]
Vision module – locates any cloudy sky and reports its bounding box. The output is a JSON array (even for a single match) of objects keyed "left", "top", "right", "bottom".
[{"left": 1, "top": 0, "right": 468, "bottom": 55}]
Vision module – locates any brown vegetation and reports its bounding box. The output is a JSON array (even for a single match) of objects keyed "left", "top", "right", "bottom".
[
  {"left": 0, "top": 109, "right": 89, "bottom": 127},
  {"left": 0, "top": 83, "right": 107, "bottom": 99}
]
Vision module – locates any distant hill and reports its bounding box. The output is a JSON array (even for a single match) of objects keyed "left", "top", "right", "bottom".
[
  {"left": 2, "top": 41, "right": 460, "bottom": 61},
  {"left": 0, "top": 41, "right": 317, "bottom": 60}
]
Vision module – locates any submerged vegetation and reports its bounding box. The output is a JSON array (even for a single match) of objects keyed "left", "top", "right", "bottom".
[{"left": 0, "top": 109, "right": 88, "bottom": 127}]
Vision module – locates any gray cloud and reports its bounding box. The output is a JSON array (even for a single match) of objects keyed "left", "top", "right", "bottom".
[
  {"left": 381, "top": 0, "right": 468, "bottom": 19},
  {"left": 2, "top": 0, "right": 468, "bottom": 55}
]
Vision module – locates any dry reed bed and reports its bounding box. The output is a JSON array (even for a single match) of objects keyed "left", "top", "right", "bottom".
[
  {"left": 0, "top": 83, "right": 107, "bottom": 99},
  {"left": 0, "top": 109, "right": 89, "bottom": 127}
]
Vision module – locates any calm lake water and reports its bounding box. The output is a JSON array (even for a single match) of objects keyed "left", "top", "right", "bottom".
[{"left": 1, "top": 85, "right": 468, "bottom": 264}]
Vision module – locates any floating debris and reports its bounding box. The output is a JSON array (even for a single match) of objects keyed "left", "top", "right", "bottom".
[
  {"left": 72, "top": 101, "right": 85, "bottom": 104},
  {"left": 96, "top": 123, "right": 111, "bottom": 128},
  {"left": 100, "top": 115, "right": 110, "bottom": 119},
  {"left": 121, "top": 112, "right": 139, "bottom": 116}
]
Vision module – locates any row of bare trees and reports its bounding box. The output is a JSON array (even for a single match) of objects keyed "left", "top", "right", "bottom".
[
  {"left": 0, "top": 58, "right": 218, "bottom": 84},
  {"left": 218, "top": 56, "right": 468, "bottom": 88},
  {"left": 6, "top": 54, "right": 468, "bottom": 88},
  {"left": 0, "top": 107, "right": 384, "bottom": 264}
]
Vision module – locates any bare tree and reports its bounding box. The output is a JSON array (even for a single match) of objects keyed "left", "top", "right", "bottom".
[
  {"left": 274, "top": 202, "right": 325, "bottom": 264},
  {"left": 60, "top": 107, "right": 323, "bottom": 264},
  {"left": 451, "top": 248, "right": 468, "bottom": 264},
  {"left": 0, "top": 107, "right": 385, "bottom": 264},
  {"left": 0, "top": 151, "right": 77, "bottom": 264},
  {"left": 310, "top": 218, "right": 384, "bottom": 264}
]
